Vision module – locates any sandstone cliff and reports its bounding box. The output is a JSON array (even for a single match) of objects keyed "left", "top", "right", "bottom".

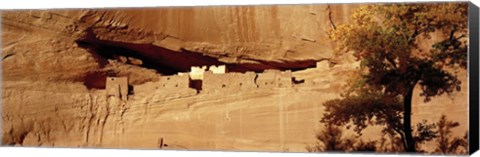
[{"left": 1, "top": 4, "right": 468, "bottom": 152}]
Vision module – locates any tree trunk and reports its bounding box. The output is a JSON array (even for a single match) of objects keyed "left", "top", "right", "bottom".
[{"left": 403, "top": 86, "right": 416, "bottom": 152}]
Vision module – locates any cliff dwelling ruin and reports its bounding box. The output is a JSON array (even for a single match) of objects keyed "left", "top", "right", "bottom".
[
  {"left": 105, "top": 63, "right": 324, "bottom": 100},
  {"left": 106, "top": 77, "right": 129, "bottom": 101},
  {"left": 77, "top": 36, "right": 322, "bottom": 90}
]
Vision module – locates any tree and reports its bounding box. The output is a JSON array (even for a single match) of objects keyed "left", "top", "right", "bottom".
[
  {"left": 320, "top": 91, "right": 437, "bottom": 152},
  {"left": 306, "top": 121, "right": 384, "bottom": 153},
  {"left": 413, "top": 119, "right": 438, "bottom": 152},
  {"left": 306, "top": 122, "right": 382, "bottom": 153},
  {"left": 434, "top": 115, "right": 468, "bottom": 154},
  {"left": 306, "top": 123, "right": 355, "bottom": 152},
  {"left": 324, "top": 3, "right": 468, "bottom": 152}
]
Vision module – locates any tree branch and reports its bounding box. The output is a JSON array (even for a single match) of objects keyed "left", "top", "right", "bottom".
[
  {"left": 408, "top": 24, "right": 420, "bottom": 44},
  {"left": 449, "top": 26, "right": 457, "bottom": 41},
  {"left": 386, "top": 54, "right": 398, "bottom": 69}
]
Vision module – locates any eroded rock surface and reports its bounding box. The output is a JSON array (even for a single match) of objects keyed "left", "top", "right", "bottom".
[{"left": 1, "top": 4, "right": 468, "bottom": 152}]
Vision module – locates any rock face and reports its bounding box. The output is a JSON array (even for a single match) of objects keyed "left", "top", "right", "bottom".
[{"left": 1, "top": 4, "right": 468, "bottom": 152}]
